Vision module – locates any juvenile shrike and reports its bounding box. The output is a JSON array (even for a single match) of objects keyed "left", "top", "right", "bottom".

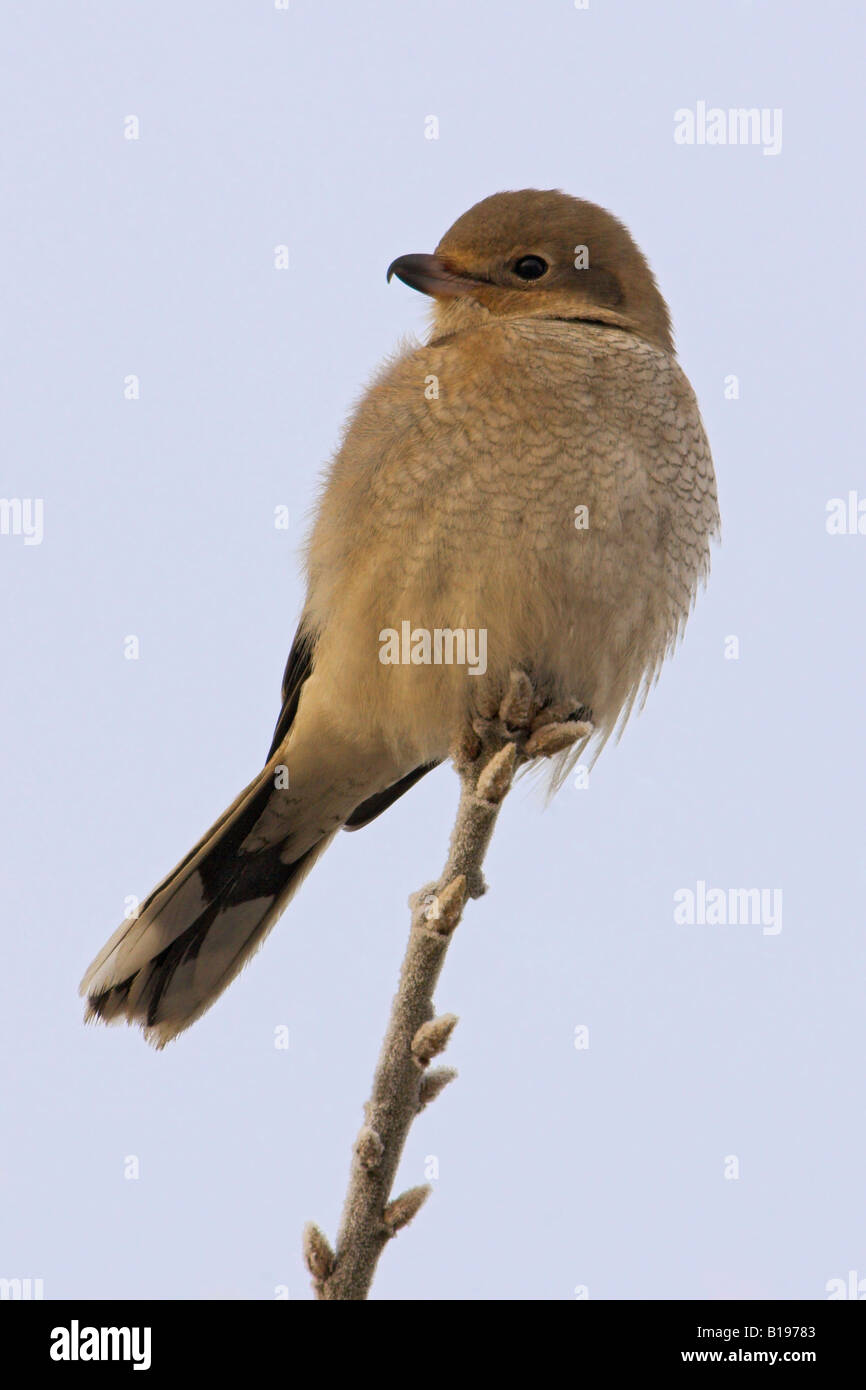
[{"left": 81, "top": 189, "right": 719, "bottom": 1046}]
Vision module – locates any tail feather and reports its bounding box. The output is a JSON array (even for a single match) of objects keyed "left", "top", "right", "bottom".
[{"left": 81, "top": 764, "right": 332, "bottom": 1048}]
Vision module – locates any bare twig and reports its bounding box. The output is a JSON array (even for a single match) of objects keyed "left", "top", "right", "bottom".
[{"left": 306, "top": 672, "right": 591, "bottom": 1300}]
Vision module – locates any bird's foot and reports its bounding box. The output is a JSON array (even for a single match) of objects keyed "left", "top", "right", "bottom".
[
  {"left": 444, "top": 672, "right": 593, "bottom": 905},
  {"left": 455, "top": 670, "right": 593, "bottom": 769}
]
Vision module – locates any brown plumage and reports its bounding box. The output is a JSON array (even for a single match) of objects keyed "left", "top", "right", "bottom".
[{"left": 81, "top": 189, "right": 719, "bottom": 1046}]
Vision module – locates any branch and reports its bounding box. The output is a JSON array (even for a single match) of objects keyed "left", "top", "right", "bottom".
[{"left": 305, "top": 672, "right": 591, "bottom": 1300}]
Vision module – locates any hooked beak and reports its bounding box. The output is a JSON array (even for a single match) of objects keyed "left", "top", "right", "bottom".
[{"left": 386, "top": 252, "right": 486, "bottom": 300}]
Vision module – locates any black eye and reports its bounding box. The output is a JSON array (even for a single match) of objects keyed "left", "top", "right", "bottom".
[{"left": 513, "top": 255, "right": 548, "bottom": 281}]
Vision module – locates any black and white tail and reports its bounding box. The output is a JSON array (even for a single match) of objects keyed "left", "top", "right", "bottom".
[{"left": 80, "top": 760, "right": 333, "bottom": 1048}]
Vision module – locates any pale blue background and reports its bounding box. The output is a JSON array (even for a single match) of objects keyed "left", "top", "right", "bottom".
[{"left": 1, "top": 0, "right": 863, "bottom": 1301}]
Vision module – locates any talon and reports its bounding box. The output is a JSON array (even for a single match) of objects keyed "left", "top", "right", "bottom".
[
  {"left": 530, "top": 699, "right": 591, "bottom": 731},
  {"left": 525, "top": 720, "right": 592, "bottom": 757},
  {"left": 475, "top": 690, "right": 501, "bottom": 720},
  {"left": 499, "top": 670, "right": 534, "bottom": 729}
]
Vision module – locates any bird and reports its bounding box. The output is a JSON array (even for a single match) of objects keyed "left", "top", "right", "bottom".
[{"left": 81, "top": 189, "right": 719, "bottom": 1047}]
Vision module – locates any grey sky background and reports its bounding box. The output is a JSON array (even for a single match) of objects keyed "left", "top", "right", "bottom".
[{"left": 2, "top": 1, "right": 863, "bottom": 1300}]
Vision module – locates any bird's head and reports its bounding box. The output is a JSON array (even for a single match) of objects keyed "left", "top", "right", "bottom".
[{"left": 387, "top": 189, "right": 673, "bottom": 354}]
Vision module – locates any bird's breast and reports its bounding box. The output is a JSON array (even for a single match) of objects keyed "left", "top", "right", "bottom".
[{"left": 305, "top": 318, "right": 718, "bottom": 757}]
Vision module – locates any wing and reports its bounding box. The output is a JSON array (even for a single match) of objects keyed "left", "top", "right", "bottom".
[
  {"left": 266, "top": 624, "right": 317, "bottom": 759},
  {"left": 343, "top": 761, "right": 439, "bottom": 830},
  {"left": 267, "top": 618, "right": 437, "bottom": 829}
]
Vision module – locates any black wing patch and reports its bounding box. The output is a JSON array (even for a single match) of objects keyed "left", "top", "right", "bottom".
[
  {"left": 267, "top": 625, "right": 316, "bottom": 760},
  {"left": 343, "top": 761, "right": 440, "bottom": 831}
]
